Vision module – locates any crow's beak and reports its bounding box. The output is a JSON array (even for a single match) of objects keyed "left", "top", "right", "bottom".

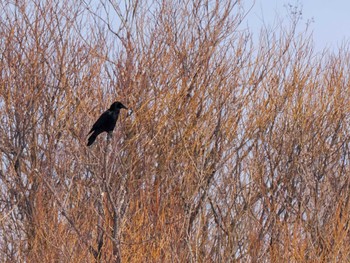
[{"left": 120, "top": 103, "right": 127, "bottom": 110}]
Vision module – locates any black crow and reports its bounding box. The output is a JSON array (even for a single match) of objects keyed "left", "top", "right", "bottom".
[{"left": 87, "top": 101, "right": 128, "bottom": 146}]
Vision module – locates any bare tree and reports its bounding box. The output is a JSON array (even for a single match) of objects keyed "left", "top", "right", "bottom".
[{"left": 0, "top": 0, "right": 350, "bottom": 262}]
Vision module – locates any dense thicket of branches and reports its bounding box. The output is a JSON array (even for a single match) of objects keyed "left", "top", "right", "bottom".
[{"left": 0, "top": 0, "right": 350, "bottom": 262}]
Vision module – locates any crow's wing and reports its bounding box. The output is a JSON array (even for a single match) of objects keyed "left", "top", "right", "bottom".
[{"left": 88, "top": 110, "right": 111, "bottom": 134}]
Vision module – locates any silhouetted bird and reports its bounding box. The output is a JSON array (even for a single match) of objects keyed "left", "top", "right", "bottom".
[{"left": 87, "top": 101, "right": 128, "bottom": 146}]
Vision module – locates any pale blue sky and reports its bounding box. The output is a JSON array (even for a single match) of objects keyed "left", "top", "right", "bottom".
[{"left": 245, "top": 0, "right": 350, "bottom": 51}]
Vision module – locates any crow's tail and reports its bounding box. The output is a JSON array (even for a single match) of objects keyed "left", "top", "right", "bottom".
[{"left": 87, "top": 132, "right": 98, "bottom": 146}]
